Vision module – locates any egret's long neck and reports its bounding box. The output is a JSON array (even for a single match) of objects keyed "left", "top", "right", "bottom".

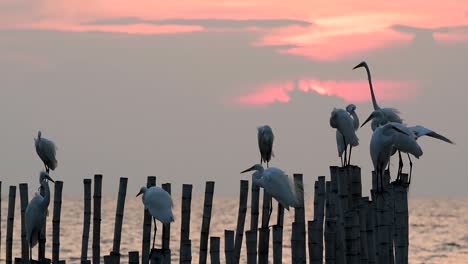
[
  {"left": 363, "top": 64, "right": 380, "bottom": 110},
  {"left": 40, "top": 180, "right": 51, "bottom": 208},
  {"left": 350, "top": 111, "right": 359, "bottom": 130}
]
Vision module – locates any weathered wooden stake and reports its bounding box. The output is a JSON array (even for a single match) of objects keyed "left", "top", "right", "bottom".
[
  {"left": 330, "top": 167, "right": 346, "bottom": 264},
  {"left": 373, "top": 171, "right": 391, "bottom": 264},
  {"left": 249, "top": 179, "right": 260, "bottom": 261},
  {"left": 6, "top": 186, "right": 16, "bottom": 264},
  {"left": 359, "top": 197, "right": 369, "bottom": 264},
  {"left": 233, "top": 180, "right": 249, "bottom": 264},
  {"left": 19, "top": 183, "right": 29, "bottom": 263},
  {"left": 293, "top": 174, "right": 306, "bottom": 264},
  {"left": 161, "top": 183, "right": 172, "bottom": 264},
  {"left": 142, "top": 176, "right": 157, "bottom": 264},
  {"left": 394, "top": 174, "right": 409, "bottom": 264},
  {"left": 224, "top": 230, "right": 235, "bottom": 264},
  {"left": 311, "top": 176, "right": 326, "bottom": 264},
  {"left": 150, "top": 249, "right": 164, "bottom": 264},
  {"left": 128, "top": 251, "right": 140, "bottom": 264},
  {"left": 210, "top": 237, "right": 220, "bottom": 264},
  {"left": 258, "top": 189, "right": 271, "bottom": 264},
  {"left": 180, "top": 184, "right": 193, "bottom": 264},
  {"left": 199, "top": 181, "right": 215, "bottom": 264},
  {"left": 93, "top": 174, "right": 103, "bottom": 264},
  {"left": 81, "top": 179, "right": 92, "bottom": 264},
  {"left": 111, "top": 177, "right": 128, "bottom": 264},
  {"left": 366, "top": 199, "right": 377, "bottom": 264},
  {"left": 245, "top": 230, "right": 257, "bottom": 264},
  {"left": 272, "top": 225, "right": 283, "bottom": 264},
  {"left": 52, "top": 181, "right": 64, "bottom": 264}
]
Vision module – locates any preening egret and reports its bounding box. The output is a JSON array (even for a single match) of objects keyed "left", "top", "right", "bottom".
[
  {"left": 137, "top": 186, "right": 174, "bottom": 255},
  {"left": 34, "top": 131, "right": 57, "bottom": 173},
  {"left": 353, "top": 61, "right": 403, "bottom": 130},
  {"left": 370, "top": 123, "right": 415, "bottom": 191},
  {"left": 257, "top": 125, "right": 274, "bottom": 168},
  {"left": 331, "top": 107, "right": 359, "bottom": 167},
  {"left": 335, "top": 104, "right": 360, "bottom": 166},
  {"left": 25, "top": 171, "right": 54, "bottom": 261},
  {"left": 240, "top": 164, "right": 301, "bottom": 226},
  {"left": 363, "top": 110, "right": 454, "bottom": 183}
]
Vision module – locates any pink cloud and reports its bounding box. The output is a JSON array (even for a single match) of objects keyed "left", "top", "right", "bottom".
[{"left": 236, "top": 79, "right": 419, "bottom": 106}]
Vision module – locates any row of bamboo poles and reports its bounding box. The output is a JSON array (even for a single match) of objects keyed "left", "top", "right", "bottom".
[{"left": 0, "top": 165, "right": 409, "bottom": 263}]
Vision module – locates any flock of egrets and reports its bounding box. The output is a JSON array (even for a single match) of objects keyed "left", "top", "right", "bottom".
[{"left": 23, "top": 61, "right": 453, "bottom": 261}]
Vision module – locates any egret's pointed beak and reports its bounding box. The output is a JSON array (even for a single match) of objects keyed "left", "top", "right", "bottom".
[
  {"left": 136, "top": 190, "right": 143, "bottom": 197},
  {"left": 240, "top": 165, "right": 256, "bottom": 174},
  {"left": 352, "top": 61, "right": 366, "bottom": 70},
  {"left": 46, "top": 174, "right": 55, "bottom": 183},
  {"left": 361, "top": 112, "right": 375, "bottom": 128}
]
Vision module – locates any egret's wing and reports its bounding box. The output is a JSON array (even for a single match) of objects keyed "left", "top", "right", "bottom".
[
  {"left": 409, "top": 125, "right": 454, "bottom": 144},
  {"left": 37, "top": 138, "right": 58, "bottom": 170}
]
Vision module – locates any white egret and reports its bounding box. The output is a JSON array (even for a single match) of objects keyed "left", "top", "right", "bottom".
[
  {"left": 257, "top": 125, "right": 274, "bottom": 168},
  {"left": 370, "top": 123, "right": 416, "bottom": 191},
  {"left": 240, "top": 164, "right": 301, "bottom": 226},
  {"left": 136, "top": 186, "right": 174, "bottom": 255},
  {"left": 34, "top": 131, "right": 58, "bottom": 173},
  {"left": 25, "top": 171, "right": 54, "bottom": 261},
  {"left": 335, "top": 104, "right": 360, "bottom": 166},
  {"left": 363, "top": 110, "right": 454, "bottom": 183},
  {"left": 353, "top": 61, "right": 403, "bottom": 130},
  {"left": 331, "top": 107, "right": 359, "bottom": 166}
]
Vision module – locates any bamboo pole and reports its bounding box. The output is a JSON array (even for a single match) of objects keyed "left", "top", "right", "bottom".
[
  {"left": 249, "top": 177, "right": 260, "bottom": 260},
  {"left": 161, "top": 183, "right": 171, "bottom": 264},
  {"left": 314, "top": 176, "right": 326, "bottom": 264},
  {"left": 150, "top": 249, "right": 163, "bottom": 264},
  {"left": 210, "top": 237, "right": 220, "bottom": 264},
  {"left": 128, "top": 251, "right": 139, "bottom": 264},
  {"left": 19, "top": 183, "right": 29, "bottom": 263},
  {"left": 258, "top": 188, "right": 271, "bottom": 264},
  {"left": 233, "top": 180, "right": 249, "bottom": 264},
  {"left": 293, "top": 173, "right": 306, "bottom": 264},
  {"left": 110, "top": 177, "right": 128, "bottom": 263},
  {"left": 93, "top": 174, "right": 103, "bottom": 264},
  {"left": 81, "top": 179, "right": 92, "bottom": 264},
  {"left": 38, "top": 181, "right": 46, "bottom": 261},
  {"left": 394, "top": 174, "right": 409, "bottom": 264},
  {"left": 308, "top": 220, "right": 320, "bottom": 264},
  {"left": 179, "top": 184, "right": 193, "bottom": 264},
  {"left": 373, "top": 171, "right": 390, "bottom": 264},
  {"left": 104, "top": 255, "right": 111, "bottom": 264},
  {"left": 142, "top": 176, "right": 157, "bottom": 264},
  {"left": 291, "top": 222, "right": 301, "bottom": 264},
  {"left": 245, "top": 230, "right": 257, "bottom": 264},
  {"left": 359, "top": 197, "right": 369, "bottom": 264},
  {"left": 52, "top": 181, "right": 64, "bottom": 264},
  {"left": 272, "top": 225, "right": 283, "bottom": 264},
  {"left": 366, "top": 199, "right": 377, "bottom": 264},
  {"left": 324, "top": 181, "right": 336, "bottom": 264},
  {"left": 6, "top": 186, "right": 16, "bottom": 264},
  {"left": 224, "top": 230, "right": 234, "bottom": 264},
  {"left": 199, "top": 181, "right": 215, "bottom": 264},
  {"left": 331, "top": 166, "right": 347, "bottom": 264}
]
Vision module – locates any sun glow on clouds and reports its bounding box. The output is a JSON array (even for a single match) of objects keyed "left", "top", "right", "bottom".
[{"left": 236, "top": 79, "right": 419, "bottom": 106}]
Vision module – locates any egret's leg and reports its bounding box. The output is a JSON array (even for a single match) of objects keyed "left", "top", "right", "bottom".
[
  {"left": 267, "top": 161, "right": 269, "bottom": 168},
  {"left": 30, "top": 242, "right": 32, "bottom": 262},
  {"left": 397, "top": 151, "right": 403, "bottom": 181},
  {"left": 340, "top": 155, "right": 344, "bottom": 167},
  {"left": 268, "top": 198, "right": 273, "bottom": 226},
  {"left": 343, "top": 136, "right": 347, "bottom": 167},
  {"left": 152, "top": 218, "right": 157, "bottom": 250},
  {"left": 348, "top": 146, "right": 353, "bottom": 166},
  {"left": 407, "top": 153, "right": 413, "bottom": 185}
]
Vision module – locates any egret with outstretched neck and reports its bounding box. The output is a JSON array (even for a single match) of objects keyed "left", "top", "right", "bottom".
[
  {"left": 25, "top": 171, "right": 55, "bottom": 262},
  {"left": 257, "top": 125, "right": 274, "bottom": 168},
  {"left": 34, "top": 131, "right": 58, "bottom": 173}
]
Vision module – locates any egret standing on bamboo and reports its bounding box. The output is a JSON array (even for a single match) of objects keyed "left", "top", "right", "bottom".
[
  {"left": 25, "top": 171, "right": 55, "bottom": 262},
  {"left": 257, "top": 125, "right": 274, "bottom": 168},
  {"left": 335, "top": 104, "right": 360, "bottom": 166},
  {"left": 241, "top": 164, "right": 301, "bottom": 225},
  {"left": 137, "top": 186, "right": 174, "bottom": 257},
  {"left": 34, "top": 131, "right": 58, "bottom": 173},
  {"left": 331, "top": 107, "right": 359, "bottom": 166}
]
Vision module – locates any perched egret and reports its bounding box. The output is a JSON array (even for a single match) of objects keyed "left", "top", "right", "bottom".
[
  {"left": 137, "top": 186, "right": 174, "bottom": 255},
  {"left": 331, "top": 107, "right": 359, "bottom": 167},
  {"left": 370, "top": 123, "right": 415, "bottom": 191},
  {"left": 34, "top": 131, "right": 58, "bottom": 173},
  {"left": 353, "top": 61, "right": 403, "bottom": 130},
  {"left": 25, "top": 171, "right": 55, "bottom": 261},
  {"left": 363, "top": 110, "right": 454, "bottom": 183},
  {"left": 240, "top": 164, "right": 301, "bottom": 226},
  {"left": 257, "top": 125, "right": 274, "bottom": 168},
  {"left": 335, "top": 104, "right": 360, "bottom": 166}
]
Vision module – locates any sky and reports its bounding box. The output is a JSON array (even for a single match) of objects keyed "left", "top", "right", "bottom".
[{"left": 0, "top": 0, "right": 467, "bottom": 197}]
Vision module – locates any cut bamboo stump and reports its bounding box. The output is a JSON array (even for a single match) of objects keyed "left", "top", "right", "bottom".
[
  {"left": 6, "top": 186, "right": 16, "bottom": 264},
  {"left": 150, "top": 249, "right": 164, "bottom": 264},
  {"left": 324, "top": 181, "right": 336, "bottom": 264},
  {"left": 199, "top": 181, "right": 215, "bottom": 264},
  {"left": 81, "top": 179, "right": 92, "bottom": 264},
  {"left": 19, "top": 183, "right": 29, "bottom": 263},
  {"left": 249, "top": 178, "right": 260, "bottom": 263},
  {"left": 52, "top": 181, "right": 64, "bottom": 264},
  {"left": 93, "top": 174, "right": 103, "bottom": 264},
  {"left": 224, "top": 230, "right": 235, "bottom": 264},
  {"left": 272, "top": 225, "right": 283, "bottom": 264},
  {"left": 210, "top": 237, "right": 220, "bottom": 264},
  {"left": 142, "top": 176, "right": 157, "bottom": 264},
  {"left": 330, "top": 167, "right": 347, "bottom": 264},
  {"left": 359, "top": 198, "right": 369, "bottom": 264},
  {"left": 394, "top": 174, "right": 409, "bottom": 264},
  {"left": 128, "top": 251, "right": 139, "bottom": 264},
  {"left": 258, "top": 189, "right": 271, "bottom": 264},
  {"left": 293, "top": 174, "right": 306, "bottom": 264},
  {"left": 111, "top": 177, "right": 128, "bottom": 264},
  {"left": 245, "top": 230, "right": 257, "bottom": 264},
  {"left": 161, "top": 183, "right": 172, "bottom": 264},
  {"left": 180, "top": 184, "right": 193, "bottom": 264},
  {"left": 233, "top": 180, "right": 249, "bottom": 264},
  {"left": 310, "top": 176, "right": 326, "bottom": 264}
]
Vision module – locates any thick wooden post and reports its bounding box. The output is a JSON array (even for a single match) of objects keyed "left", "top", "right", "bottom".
[
  {"left": 245, "top": 230, "right": 257, "bottom": 264},
  {"left": 180, "top": 184, "right": 193, "bottom": 264},
  {"left": 233, "top": 180, "right": 249, "bottom": 264},
  {"left": 210, "top": 237, "right": 220, "bottom": 264},
  {"left": 111, "top": 177, "right": 128, "bottom": 263},
  {"left": 142, "top": 176, "right": 157, "bottom": 264},
  {"left": 19, "top": 183, "right": 29, "bottom": 263},
  {"left": 394, "top": 174, "right": 409, "bottom": 264},
  {"left": 81, "top": 179, "right": 92, "bottom": 264},
  {"left": 199, "top": 181, "right": 215, "bottom": 264},
  {"left": 224, "top": 230, "right": 235, "bottom": 264},
  {"left": 293, "top": 174, "right": 306, "bottom": 264},
  {"left": 93, "top": 174, "right": 103, "bottom": 264},
  {"left": 161, "top": 183, "right": 172, "bottom": 264},
  {"left": 128, "top": 251, "right": 139, "bottom": 264},
  {"left": 52, "top": 181, "right": 64, "bottom": 264},
  {"left": 6, "top": 186, "right": 16, "bottom": 264}
]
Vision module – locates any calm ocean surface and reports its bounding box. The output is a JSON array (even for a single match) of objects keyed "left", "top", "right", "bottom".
[{"left": 1, "top": 196, "right": 467, "bottom": 263}]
